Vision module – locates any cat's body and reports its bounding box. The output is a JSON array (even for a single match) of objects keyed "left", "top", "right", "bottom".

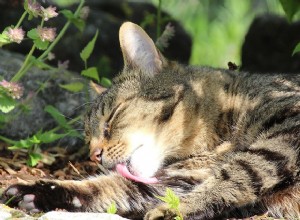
[{"left": 2, "top": 22, "right": 300, "bottom": 220}]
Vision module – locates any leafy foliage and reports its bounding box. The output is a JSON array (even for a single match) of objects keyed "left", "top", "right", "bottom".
[
  {"left": 27, "top": 28, "right": 49, "bottom": 50},
  {"left": 0, "top": 0, "right": 85, "bottom": 166},
  {"left": 60, "top": 9, "right": 85, "bottom": 32},
  {"left": 0, "top": 31, "right": 10, "bottom": 47},
  {"left": 0, "top": 94, "right": 17, "bottom": 113},
  {"left": 59, "top": 82, "right": 84, "bottom": 92},
  {"left": 155, "top": 188, "right": 183, "bottom": 220},
  {"left": 278, "top": 0, "right": 300, "bottom": 55},
  {"left": 100, "top": 77, "right": 112, "bottom": 87},
  {"left": 2, "top": 105, "right": 81, "bottom": 166},
  {"left": 106, "top": 202, "right": 117, "bottom": 214},
  {"left": 279, "top": 0, "right": 300, "bottom": 22},
  {"left": 80, "top": 30, "right": 99, "bottom": 68},
  {"left": 81, "top": 67, "right": 100, "bottom": 82},
  {"left": 6, "top": 130, "right": 66, "bottom": 166},
  {"left": 292, "top": 42, "right": 300, "bottom": 55}
]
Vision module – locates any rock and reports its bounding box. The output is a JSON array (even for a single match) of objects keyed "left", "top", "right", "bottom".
[
  {"left": 0, "top": 49, "right": 86, "bottom": 151},
  {"left": 241, "top": 14, "right": 300, "bottom": 73},
  {"left": 0, "top": 204, "right": 33, "bottom": 220},
  {"left": 0, "top": 204, "right": 129, "bottom": 220},
  {"left": 39, "top": 211, "right": 129, "bottom": 220}
]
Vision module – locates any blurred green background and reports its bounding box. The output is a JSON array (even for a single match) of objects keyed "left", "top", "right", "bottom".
[
  {"left": 53, "top": 0, "right": 298, "bottom": 68},
  {"left": 151, "top": 0, "right": 288, "bottom": 68}
]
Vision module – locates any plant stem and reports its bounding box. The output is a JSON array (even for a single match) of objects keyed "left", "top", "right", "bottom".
[
  {"left": 49, "top": 115, "right": 82, "bottom": 134},
  {"left": 11, "top": 17, "right": 45, "bottom": 82},
  {"left": 15, "top": 11, "right": 28, "bottom": 28},
  {"left": 38, "top": 0, "right": 85, "bottom": 61},
  {"left": 11, "top": 0, "right": 85, "bottom": 82},
  {"left": 0, "top": 135, "right": 16, "bottom": 144},
  {"left": 156, "top": 0, "right": 162, "bottom": 40},
  {"left": 11, "top": 45, "right": 36, "bottom": 82}
]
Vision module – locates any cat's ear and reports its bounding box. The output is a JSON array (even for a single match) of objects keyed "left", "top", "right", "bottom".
[
  {"left": 119, "top": 22, "right": 163, "bottom": 75},
  {"left": 89, "top": 81, "right": 107, "bottom": 100}
]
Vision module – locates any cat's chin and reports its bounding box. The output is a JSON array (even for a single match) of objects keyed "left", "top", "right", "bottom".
[{"left": 116, "top": 163, "right": 158, "bottom": 184}]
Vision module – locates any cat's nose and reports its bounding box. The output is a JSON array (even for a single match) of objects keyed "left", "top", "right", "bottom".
[{"left": 90, "top": 148, "right": 102, "bottom": 163}]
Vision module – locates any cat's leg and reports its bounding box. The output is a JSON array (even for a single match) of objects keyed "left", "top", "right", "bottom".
[
  {"left": 263, "top": 182, "right": 300, "bottom": 219},
  {"left": 145, "top": 138, "right": 299, "bottom": 220},
  {"left": 2, "top": 173, "right": 159, "bottom": 217}
]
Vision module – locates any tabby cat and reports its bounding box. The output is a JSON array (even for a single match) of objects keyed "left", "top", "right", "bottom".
[{"left": 2, "top": 22, "right": 300, "bottom": 220}]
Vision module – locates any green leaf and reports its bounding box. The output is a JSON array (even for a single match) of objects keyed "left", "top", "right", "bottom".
[
  {"left": 155, "top": 188, "right": 180, "bottom": 210},
  {"left": 8, "top": 139, "right": 33, "bottom": 150},
  {"left": 28, "top": 29, "right": 49, "bottom": 50},
  {"left": 292, "top": 42, "right": 300, "bottom": 56},
  {"left": 100, "top": 77, "right": 112, "bottom": 87},
  {"left": 24, "top": 0, "right": 39, "bottom": 19},
  {"left": 28, "top": 153, "right": 42, "bottom": 167},
  {"left": 30, "top": 56, "right": 53, "bottom": 70},
  {"left": 67, "top": 129, "right": 83, "bottom": 139},
  {"left": 24, "top": 0, "right": 28, "bottom": 11},
  {"left": 81, "top": 67, "right": 100, "bottom": 82},
  {"left": 34, "top": 39, "right": 49, "bottom": 50},
  {"left": 60, "top": 9, "right": 75, "bottom": 20},
  {"left": 59, "top": 82, "right": 84, "bottom": 92},
  {"left": 279, "top": 0, "right": 300, "bottom": 22},
  {"left": 80, "top": 30, "right": 99, "bottom": 64},
  {"left": 0, "top": 33, "right": 10, "bottom": 47},
  {"left": 36, "top": 131, "right": 66, "bottom": 144},
  {"left": 0, "top": 94, "right": 17, "bottom": 113},
  {"left": 53, "top": 0, "right": 80, "bottom": 7},
  {"left": 106, "top": 202, "right": 117, "bottom": 214},
  {"left": 71, "top": 18, "right": 85, "bottom": 32},
  {"left": 44, "top": 105, "right": 69, "bottom": 129},
  {"left": 60, "top": 9, "right": 85, "bottom": 32},
  {"left": 29, "top": 135, "right": 41, "bottom": 144},
  {"left": 0, "top": 135, "right": 17, "bottom": 145},
  {"left": 27, "top": 29, "right": 39, "bottom": 40}
]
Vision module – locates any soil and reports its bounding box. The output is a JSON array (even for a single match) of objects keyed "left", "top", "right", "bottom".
[{"left": 0, "top": 141, "right": 99, "bottom": 192}]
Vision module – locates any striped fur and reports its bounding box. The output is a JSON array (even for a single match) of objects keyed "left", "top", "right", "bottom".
[{"left": 3, "top": 22, "right": 300, "bottom": 220}]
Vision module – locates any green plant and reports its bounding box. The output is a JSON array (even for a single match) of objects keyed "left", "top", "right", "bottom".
[
  {"left": 0, "top": 105, "right": 82, "bottom": 166},
  {"left": 0, "top": 0, "right": 87, "bottom": 166},
  {"left": 79, "top": 29, "right": 112, "bottom": 87},
  {"left": 0, "top": 0, "right": 85, "bottom": 113},
  {"left": 106, "top": 201, "right": 117, "bottom": 214},
  {"left": 155, "top": 188, "right": 183, "bottom": 220},
  {"left": 154, "top": 0, "right": 291, "bottom": 67},
  {"left": 80, "top": 29, "right": 100, "bottom": 83},
  {"left": 279, "top": 0, "right": 300, "bottom": 55}
]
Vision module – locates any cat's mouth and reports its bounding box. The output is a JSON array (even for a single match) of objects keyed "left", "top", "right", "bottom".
[
  {"left": 116, "top": 163, "right": 158, "bottom": 184},
  {"left": 115, "top": 144, "right": 159, "bottom": 184}
]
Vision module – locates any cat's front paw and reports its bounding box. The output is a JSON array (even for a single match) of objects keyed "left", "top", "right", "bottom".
[
  {"left": 2, "top": 180, "right": 80, "bottom": 213},
  {"left": 144, "top": 205, "right": 178, "bottom": 220}
]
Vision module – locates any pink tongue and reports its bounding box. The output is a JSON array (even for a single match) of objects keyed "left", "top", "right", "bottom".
[{"left": 116, "top": 164, "right": 158, "bottom": 184}]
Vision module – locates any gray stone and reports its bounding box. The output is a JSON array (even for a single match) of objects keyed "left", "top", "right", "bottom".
[
  {"left": 0, "top": 49, "right": 86, "bottom": 150},
  {"left": 38, "top": 211, "right": 129, "bottom": 220},
  {"left": 0, "top": 204, "right": 33, "bottom": 220},
  {"left": 0, "top": 204, "right": 129, "bottom": 220}
]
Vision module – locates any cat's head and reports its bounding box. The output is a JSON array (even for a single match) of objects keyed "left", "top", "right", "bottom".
[{"left": 84, "top": 22, "right": 213, "bottom": 184}]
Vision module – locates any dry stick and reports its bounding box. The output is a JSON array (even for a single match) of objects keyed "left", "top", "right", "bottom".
[{"left": 68, "top": 161, "right": 84, "bottom": 178}]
